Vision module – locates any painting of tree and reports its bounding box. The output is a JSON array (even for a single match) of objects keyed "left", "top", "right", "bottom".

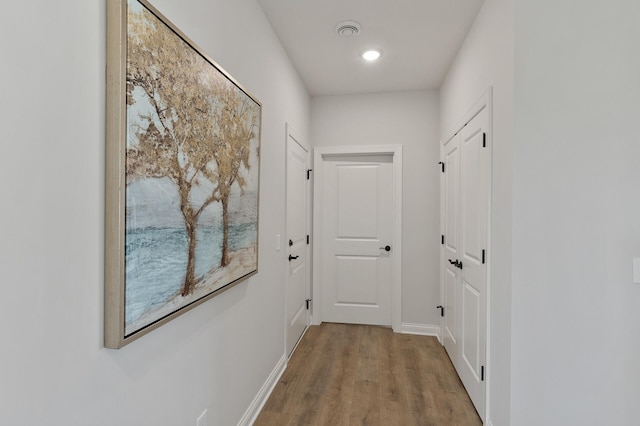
[{"left": 121, "top": 0, "right": 261, "bottom": 336}]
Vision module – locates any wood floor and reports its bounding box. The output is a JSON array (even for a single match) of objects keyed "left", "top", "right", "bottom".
[{"left": 254, "top": 323, "right": 482, "bottom": 426}]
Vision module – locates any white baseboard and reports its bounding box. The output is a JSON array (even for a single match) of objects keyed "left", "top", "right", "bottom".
[
  {"left": 237, "top": 354, "right": 287, "bottom": 426},
  {"left": 399, "top": 322, "right": 440, "bottom": 337},
  {"left": 486, "top": 420, "right": 494, "bottom": 426}
]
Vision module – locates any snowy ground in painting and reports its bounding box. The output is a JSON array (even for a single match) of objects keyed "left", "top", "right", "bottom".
[{"left": 125, "top": 243, "right": 257, "bottom": 335}]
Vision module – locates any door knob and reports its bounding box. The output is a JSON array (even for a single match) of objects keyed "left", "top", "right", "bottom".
[
  {"left": 288, "top": 255, "right": 299, "bottom": 261},
  {"left": 379, "top": 245, "right": 391, "bottom": 252},
  {"left": 448, "top": 259, "right": 463, "bottom": 269}
]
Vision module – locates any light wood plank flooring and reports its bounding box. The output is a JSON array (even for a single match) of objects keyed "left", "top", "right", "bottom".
[{"left": 255, "top": 323, "right": 482, "bottom": 426}]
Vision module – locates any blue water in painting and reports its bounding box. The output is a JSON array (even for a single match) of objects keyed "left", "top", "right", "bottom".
[{"left": 125, "top": 223, "right": 256, "bottom": 328}]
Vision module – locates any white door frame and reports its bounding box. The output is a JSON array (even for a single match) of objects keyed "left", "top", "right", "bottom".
[
  {"left": 439, "top": 87, "right": 492, "bottom": 421},
  {"left": 284, "top": 123, "right": 311, "bottom": 356},
  {"left": 312, "top": 145, "right": 403, "bottom": 332}
]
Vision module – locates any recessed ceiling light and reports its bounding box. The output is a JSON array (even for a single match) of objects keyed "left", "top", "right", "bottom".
[{"left": 362, "top": 49, "right": 382, "bottom": 61}]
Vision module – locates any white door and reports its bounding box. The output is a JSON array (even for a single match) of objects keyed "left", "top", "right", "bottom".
[
  {"left": 442, "top": 133, "right": 461, "bottom": 366},
  {"left": 457, "top": 107, "right": 489, "bottom": 418},
  {"left": 440, "top": 106, "right": 489, "bottom": 420},
  {"left": 285, "top": 125, "right": 310, "bottom": 357},
  {"left": 321, "top": 155, "right": 393, "bottom": 326}
]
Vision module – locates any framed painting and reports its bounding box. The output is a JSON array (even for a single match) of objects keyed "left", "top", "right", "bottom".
[{"left": 105, "top": 0, "right": 261, "bottom": 348}]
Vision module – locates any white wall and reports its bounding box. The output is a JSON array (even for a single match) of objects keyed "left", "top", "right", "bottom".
[
  {"left": 0, "top": 0, "right": 309, "bottom": 425},
  {"left": 512, "top": 0, "right": 640, "bottom": 424},
  {"left": 311, "top": 91, "right": 441, "bottom": 328},
  {"left": 438, "top": 0, "right": 514, "bottom": 424}
]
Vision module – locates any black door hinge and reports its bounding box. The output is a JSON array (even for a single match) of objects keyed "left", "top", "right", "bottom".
[
  {"left": 482, "top": 249, "right": 486, "bottom": 264},
  {"left": 307, "top": 169, "right": 313, "bottom": 180},
  {"left": 438, "top": 161, "right": 445, "bottom": 173},
  {"left": 481, "top": 366, "right": 485, "bottom": 381},
  {"left": 441, "top": 235, "right": 445, "bottom": 245},
  {"left": 436, "top": 305, "right": 444, "bottom": 317},
  {"left": 306, "top": 235, "right": 310, "bottom": 245},
  {"left": 482, "top": 132, "right": 486, "bottom": 148},
  {"left": 305, "top": 299, "right": 311, "bottom": 310}
]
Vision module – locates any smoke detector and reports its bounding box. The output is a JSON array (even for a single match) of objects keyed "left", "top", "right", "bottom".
[{"left": 336, "top": 20, "right": 361, "bottom": 37}]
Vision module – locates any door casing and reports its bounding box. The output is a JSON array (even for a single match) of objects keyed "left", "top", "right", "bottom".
[{"left": 312, "top": 145, "right": 403, "bottom": 332}]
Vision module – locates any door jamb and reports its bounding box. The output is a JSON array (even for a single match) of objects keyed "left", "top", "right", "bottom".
[{"left": 312, "top": 145, "right": 403, "bottom": 332}]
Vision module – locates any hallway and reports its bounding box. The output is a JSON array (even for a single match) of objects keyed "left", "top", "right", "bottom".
[{"left": 255, "top": 323, "right": 481, "bottom": 425}]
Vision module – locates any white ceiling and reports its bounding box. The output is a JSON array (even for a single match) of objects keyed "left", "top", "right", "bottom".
[{"left": 257, "top": 0, "right": 485, "bottom": 96}]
